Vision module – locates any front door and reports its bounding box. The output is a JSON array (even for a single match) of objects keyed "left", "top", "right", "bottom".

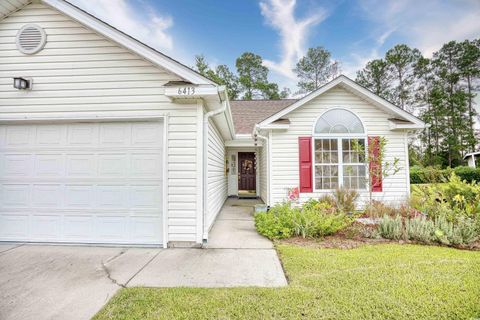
[{"left": 238, "top": 152, "right": 256, "bottom": 192}]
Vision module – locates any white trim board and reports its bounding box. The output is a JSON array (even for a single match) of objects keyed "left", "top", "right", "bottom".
[{"left": 258, "top": 75, "right": 425, "bottom": 130}]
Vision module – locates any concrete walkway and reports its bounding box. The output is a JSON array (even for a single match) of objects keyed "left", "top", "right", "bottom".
[
  {"left": 129, "top": 198, "right": 287, "bottom": 287},
  {"left": 0, "top": 198, "right": 287, "bottom": 320}
]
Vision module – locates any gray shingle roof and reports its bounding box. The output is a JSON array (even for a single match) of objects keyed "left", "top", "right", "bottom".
[{"left": 230, "top": 99, "right": 297, "bottom": 134}]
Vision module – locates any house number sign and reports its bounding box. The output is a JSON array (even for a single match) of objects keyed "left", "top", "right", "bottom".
[{"left": 177, "top": 87, "right": 196, "bottom": 95}]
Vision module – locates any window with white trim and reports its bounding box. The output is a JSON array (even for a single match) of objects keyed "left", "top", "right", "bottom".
[{"left": 313, "top": 109, "right": 367, "bottom": 190}]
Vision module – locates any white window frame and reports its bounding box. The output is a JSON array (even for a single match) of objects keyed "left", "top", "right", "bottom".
[{"left": 311, "top": 108, "right": 368, "bottom": 192}]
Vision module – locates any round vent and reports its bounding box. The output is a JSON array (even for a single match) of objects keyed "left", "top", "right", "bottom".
[{"left": 16, "top": 24, "right": 47, "bottom": 55}]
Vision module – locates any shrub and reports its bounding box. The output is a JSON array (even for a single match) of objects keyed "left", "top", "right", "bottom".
[
  {"left": 333, "top": 187, "right": 359, "bottom": 214},
  {"left": 410, "top": 166, "right": 480, "bottom": 184},
  {"left": 254, "top": 202, "right": 297, "bottom": 239},
  {"left": 378, "top": 215, "right": 403, "bottom": 240},
  {"left": 255, "top": 200, "right": 351, "bottom": 240},
  {"left": 364, "top": 200, "right": 398, "bottom": 218},
  {"left": 454, "top": 166, "right": 480, "bottom": 183},
  {"left": 411, "top": 173, "right": 480, "bottom": 220},
  {"left": 405, "top": 216, "right": 434, "bottom": 243},
  {"left": 433, "top": 215, "right": 479, "bottom": 245}
]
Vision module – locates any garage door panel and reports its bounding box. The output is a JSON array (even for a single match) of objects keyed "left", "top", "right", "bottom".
[
  {"left": 36, "top": 125, "right": 66, "bottom": 145},
  {"left": 66, "top": 155, "right": 96, "bottom": 177},
  {"left": 0, "top": 213, "right": 29, "bottom": 239},
  {"left": 5, "top": 126, "right": 32, "bottom": 146},
  {"left": 100, "top": 123, "right": 130, "bottom": 145},
  {"left": 67, "top": 124, "right": 98, "bottom": 145},
  {"left": 30, "top": 215, "right": 61, "bottom": 240},
  {"left": 2, "top": 154, "right": 33, "bottom": 177},
  {"left": 2, "top": 184, "right": 30, "bottom": 207},
  {"left": 131, "top": 154, "right": 162, "bottom": 176},
  {"left": 35, "top": 154, "right": 65, "bottom": 176},
  {"left": 98, "top": 154, "right": 128, "bottom": 177},
  {"left": 33, "top": 184, "right": 62, "bottom": 208},
  {"left": 63, "top": 215, "right": 94, "bottom": 240},
  {"left": 0, "top": 121, "right": 164, "bottom": 245},
  {"left": 132, "top": 123, "right": 163, "bottom": 146},
  {"left": 130, "top": 185, "right": 162, "bottom": 208}
]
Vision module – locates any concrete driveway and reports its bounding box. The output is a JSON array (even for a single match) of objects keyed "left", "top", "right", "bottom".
[{"left": 0, "top": 199, "right": 286, "bottom": 320}]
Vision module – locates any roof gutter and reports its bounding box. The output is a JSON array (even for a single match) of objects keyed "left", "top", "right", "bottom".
[{"left": 202, "top": 86, "right": 227, "bottom": 245}]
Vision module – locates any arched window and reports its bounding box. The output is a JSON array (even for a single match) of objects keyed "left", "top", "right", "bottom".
[
  {"left": 313, "top": 109, "right": 367, "bottom": 190},
  {"left": 314, "top": 108, "right": 364, "bottom": 134}
]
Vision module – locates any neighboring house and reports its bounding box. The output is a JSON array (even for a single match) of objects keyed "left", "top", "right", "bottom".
[
  {"left": 0, "top": 0, "right": 425, "bottom": 248},
  {"left": 464, "top": 152, "right": 480, "bottom": 168}
]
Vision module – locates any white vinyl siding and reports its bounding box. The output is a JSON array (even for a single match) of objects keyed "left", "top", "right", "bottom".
[
  {"left": 258, "top": 141, "right": 268, "bottom": 204},
  {"left": 0, "top": 3, "right": 201, "bottom": 243},
  {"left": 270, "top": 87, "right": 409, "bottom": 206},
  {"left": 206, "top": 119, "right": 227, "bottom": 230}
]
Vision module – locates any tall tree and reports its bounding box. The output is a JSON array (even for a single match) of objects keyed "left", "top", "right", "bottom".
[
  {"left": 294, "top": 46, "right": 339, "bottom": 93},
  {"left": 355, "top": 59, "right": 393, "bottom": 100},
  {"left": 194, "top": 54, "right": 210, "bottom": 77},
  {"left": 431, "top": 41, "right": 470, "bottom": 166},
  {"left": 385, "top": 44, "right": 421, "bottom": 111},
  {"left": 457, "top": 39, "right": 480, "bottom": 151},
  {"left": 194, "top": 54, "right": 241, "bottom": 100},
  {"left": 235, "top": 52, "right": 279, "bottom": 100},
  {"left": 214, "top": 64, "right": 241, "bottom": 100}
]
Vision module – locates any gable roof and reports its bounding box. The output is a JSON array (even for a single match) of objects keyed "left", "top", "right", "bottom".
[
  {"left": 230, "top": 99, "right": 297, "bottom": 134},
  {"left": 1, "top": 0, "right": 215, "bottom": 85},
  {"left": 258, "top": 75, "right": 425, "bottom": 129}
]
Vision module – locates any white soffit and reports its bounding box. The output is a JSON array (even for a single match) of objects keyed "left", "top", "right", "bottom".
[{"left": 0, "top": 0, "right": 30, "bottom": 20}]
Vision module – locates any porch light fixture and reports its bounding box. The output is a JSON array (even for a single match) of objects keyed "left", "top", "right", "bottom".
[{"left": 13, "top": 77, "right": 32, "bottom": 90}]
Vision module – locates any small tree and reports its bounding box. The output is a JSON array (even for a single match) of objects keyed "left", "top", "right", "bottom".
[{"left": 352, "top": 137, "right": 401, "bottom": 208}]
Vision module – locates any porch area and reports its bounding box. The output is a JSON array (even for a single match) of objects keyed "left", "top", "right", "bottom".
[{"left": 226, "top": 146, "right": 267, "bottom": 201}]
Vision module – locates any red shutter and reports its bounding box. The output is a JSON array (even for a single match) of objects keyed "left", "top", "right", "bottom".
[
  {"left": 299, "top": 137, "right": 313, "bottom": 193},
  {"left": 368, "top": 136, "right": 382, "bottom": 192}
]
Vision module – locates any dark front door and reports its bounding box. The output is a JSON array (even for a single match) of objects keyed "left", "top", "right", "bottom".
[{"left": 238, "top": 152, "right": 256, "bottom": 191}]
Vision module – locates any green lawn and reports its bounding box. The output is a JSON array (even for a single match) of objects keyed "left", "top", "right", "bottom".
[{"left": 95, "top": 244, "right": 480, "bottom": 320}]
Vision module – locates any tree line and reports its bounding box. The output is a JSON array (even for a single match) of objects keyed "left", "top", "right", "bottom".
[
  {"left": 194, "top": 39, "right": 479, "bottom": 167},
  {"left": 355, "top": 40, "right": 479, "bottom": 167},
  {"left": 193, "top": 48, "right": 339, "bottom": 100}
]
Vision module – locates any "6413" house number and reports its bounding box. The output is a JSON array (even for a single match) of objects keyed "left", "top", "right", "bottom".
[{"left": 177, "top": 87, "right": 196, "bottom": 95}]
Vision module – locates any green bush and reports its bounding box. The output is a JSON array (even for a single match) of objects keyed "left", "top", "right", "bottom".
[
  {"left": 433, "top": 215, "right": 479, "bottom": 245},
  {"left": 378, "top": 215, "right": 403, "bottom": 240},
  {"left": 410, "top": 166, "right": 480, "bottom": 184},
  {"left": 254, "top": 202, "right": 297, "bottom": 239},
  {"left": 411, "top": 173, "right": 480, "bottom": 220},
  {"left": 254, "top": 200, "right": 351, "bottom": 240},
  {"left": 294, "top": 208, "right": 349, "bottom": 238},
  {"left": 376, "top": 214, "right": 479, "bottom": 246},
  {"left": 405, "top": 216, "right": 434, "bottom": 243}
]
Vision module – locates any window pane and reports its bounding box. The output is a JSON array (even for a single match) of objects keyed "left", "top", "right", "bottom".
[
  {"left": 314, "top": 109, "right": 365, "bottom": 134},
  {"left": 315, "top": 165, "right": 338, "bottom": 189},
  {"left": 343, "top": 138, "right": 366, "bottom": 164}
]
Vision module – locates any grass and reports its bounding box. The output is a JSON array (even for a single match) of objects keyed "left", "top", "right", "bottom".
[{"left": 94, "top": 244, "right": 480, "bottom": 320}]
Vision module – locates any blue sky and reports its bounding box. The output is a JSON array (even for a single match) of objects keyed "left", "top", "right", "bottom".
[{"left": 70, "top": 0, "right": 480, "bottom": 90}]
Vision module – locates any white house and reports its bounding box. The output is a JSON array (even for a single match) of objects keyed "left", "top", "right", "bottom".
[{"left": 0, "top": 0, "right": 425, "bottom": 248}]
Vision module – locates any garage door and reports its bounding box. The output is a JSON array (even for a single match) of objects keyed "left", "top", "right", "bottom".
[{"left": 0, "top": 121, "right": 164, "bottom": 245}]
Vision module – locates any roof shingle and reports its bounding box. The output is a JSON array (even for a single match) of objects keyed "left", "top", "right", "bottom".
[{"left": 230, "top": 99, "right": 297, "bottom": 134}]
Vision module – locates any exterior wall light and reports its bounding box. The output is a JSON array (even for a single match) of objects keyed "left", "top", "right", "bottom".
[{"left": 13, "top": 77, "right": 32, "bottom": 90}]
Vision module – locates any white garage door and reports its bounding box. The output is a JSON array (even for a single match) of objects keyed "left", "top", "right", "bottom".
[{"left": 0, "top": 121, "right": 164, "bottom": 245}]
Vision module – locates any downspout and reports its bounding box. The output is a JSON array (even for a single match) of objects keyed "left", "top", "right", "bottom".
[
  {"left": 202, "top": 87, "right": 227, "bottom": 245},
  {"left": 254, "top": 125, "right": 269, "bottom": 206}
]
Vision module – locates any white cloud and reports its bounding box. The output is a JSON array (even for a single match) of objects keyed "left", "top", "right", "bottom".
[
  {"left": 69, "top": 0, "right": 173, "bottom": 52},
  {"left": 259, "top": 0, "right": 327, "bottom": 82},
  {"left": 357, "top": 0, "right": 480, "bottom": 57}
]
